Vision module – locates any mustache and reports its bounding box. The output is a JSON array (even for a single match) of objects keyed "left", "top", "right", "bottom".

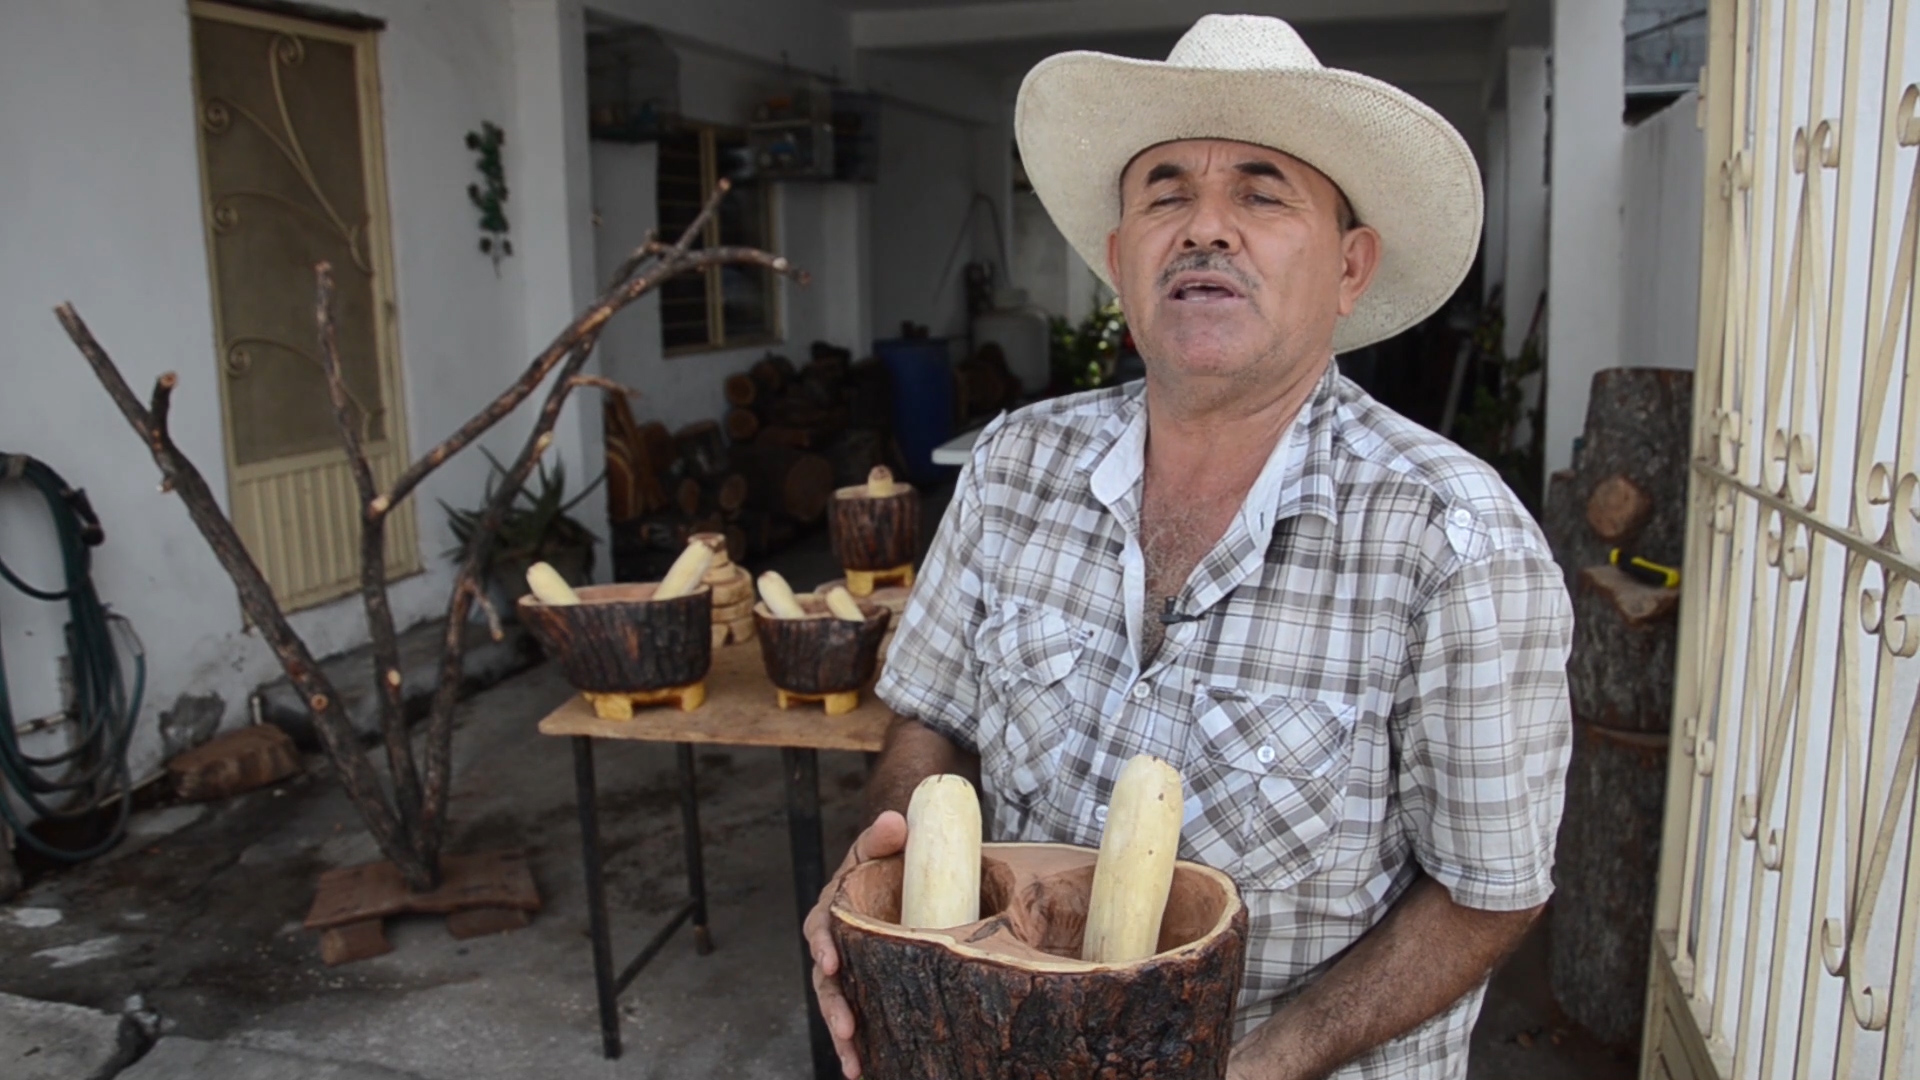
[{"left": 1155, "top": 251, "right": 1259, "bottom": 294}]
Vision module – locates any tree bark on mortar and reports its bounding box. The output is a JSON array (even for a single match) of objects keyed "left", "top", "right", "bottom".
[
  {"left": 54, "top": 179, "right": 806, "bottom": 891},
  {"left": 831, "top": 842, "right": 1247, "bottom": 1080},
  {"left": 829, "top": 486, "right": 921, "bottom": 571}
]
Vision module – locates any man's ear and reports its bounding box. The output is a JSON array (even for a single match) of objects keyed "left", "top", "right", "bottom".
[
  {"left": 1106, "top": 229, "right": 1122, "bottom": 291},
  {"left": 1337, "top": 225, "right": 1382, "bottom": 317}
]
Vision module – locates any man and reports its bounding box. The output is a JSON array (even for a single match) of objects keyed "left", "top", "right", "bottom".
[{"left": 805, "top": 14, "right": 1572, "bottom": 1079}]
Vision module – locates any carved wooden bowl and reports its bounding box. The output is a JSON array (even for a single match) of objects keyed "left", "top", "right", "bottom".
[
  {"left": 829, "top": 841, "right": 1247, "bottom": 1079},
  {"left": 828, "top": 481, "right": 921, "bottom": 571},
  {"left": 752, "top": 594, "right": 891, "bottom": 695},
  {"left": 517, "top": 583, "right": 712, "bottom": 692}
]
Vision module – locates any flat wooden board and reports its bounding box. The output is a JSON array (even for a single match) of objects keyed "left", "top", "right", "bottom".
[
  {"left": 304, "top": 849, "right": 541, "bottom": 930},
  {"left": 537, "top": 636, "right": 892, "bottom": 753}
]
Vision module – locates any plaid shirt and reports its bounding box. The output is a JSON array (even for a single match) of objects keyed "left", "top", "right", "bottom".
[{"left": 875, "top": 364, "right": 1573, "bottom": 1078}]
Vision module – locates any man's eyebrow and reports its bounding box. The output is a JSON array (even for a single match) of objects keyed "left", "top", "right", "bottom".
[
  {"left": 1235, "top": 160, "right": 1290, "bottom": 183},
  {"left": 1138, "top": 161, "right": 1190, "bottom": 186}
]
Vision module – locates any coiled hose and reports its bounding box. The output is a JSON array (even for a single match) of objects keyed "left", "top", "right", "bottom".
[{"left": 0, "top": 452, "right": 144, "bottom": 861}]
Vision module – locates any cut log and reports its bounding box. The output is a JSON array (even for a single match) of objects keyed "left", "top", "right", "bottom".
[
  {"left": 751, "top": 354, "right": 795, "bottom": 396},
  {"left": 724, "top": 407, "right": 761, "bottom": 443},
  {"left": 1569, "top": 564, "right": 1678, "bottom": 733},
  {"left": 731, "top": 443, "right": 836, "bottom": 523},
  {"left": 831, "top": 841, "right": 1247, "bottom": 1079},
  {"left": 518, "top": 583, "right": 713, "bottom": 693},
  {"left": 1542, "top": 368, "right": 1693, "bottom": 581},
  {"left": 1550, "top": 721, "right": 1669, "bottom": 1047},
  {"left": 167, "top": 723, "right": 302, "bottom": 801},
  {"left": 674, "top": 420, "right": 729, "bottom": 479},
  {"left": 830, "top": 481, "right": 921, "bottom": 572},
  {"left": 753, "top": 594, "right": 891, "bottom": 696},
  {"left": 674, "top": 477, "right": 704, "bottom": 518},
  {"left": 1586, "top": 474, "right": 1653, "bottom": 542},
  {"left": 723, "top": 373, "right": 757, "bottom": 408}
]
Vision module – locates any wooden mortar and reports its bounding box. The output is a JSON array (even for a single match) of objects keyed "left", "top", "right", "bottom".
[
  {"left": 830, "top": 841, "right": 1247, "bottom": 1079},
  {"left": 517, "top": 583, "right": 713, "bottom": 692},
  {"left": 752, "top": 595, "right": 890, "bottom": 696},
  {"left": 829, "top": 480, "right": 921, "bottom": 574}
]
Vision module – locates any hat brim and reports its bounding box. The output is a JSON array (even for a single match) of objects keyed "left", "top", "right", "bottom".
[{"left": 1015, "top": 51, "right": 1483, "bottom": 354}]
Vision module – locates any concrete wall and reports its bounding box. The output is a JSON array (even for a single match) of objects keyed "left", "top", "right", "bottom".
[
  {"left": 1620, "top": 91, "right": 1705, "bottom": 371},
  {"left": 1505, "top": 46, "right": 1551, "bottom": 358},
  {"left": 1545, "top": 0, "right": 1626, "bottom": 476},
  {"left": 0, "top": 0, "right": 557, "bottom": 795}
]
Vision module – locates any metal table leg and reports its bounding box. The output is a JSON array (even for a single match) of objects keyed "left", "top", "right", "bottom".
[
  {"left": 572, "top": 736, "right": 621, "bottom": 1059},
  {"left": 783, "top": 747, "right": 839, "bottom": 1080},
  {"left": 678, "top": 743, "right": 714, "bottom": 954}
]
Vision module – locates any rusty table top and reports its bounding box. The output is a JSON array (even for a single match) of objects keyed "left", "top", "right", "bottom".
[{"left": 536, "top": 637, "right": 893, "bottom": 753}]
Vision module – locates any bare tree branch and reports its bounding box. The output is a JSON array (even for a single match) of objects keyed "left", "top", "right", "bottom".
[
  {"left": 315, "top": 264, "right": 425, "bottom": 837},
  {"left": 52, "top": 304, "right": 424, "bottom": 886},
  {"left": 566, "top": 374, "right": 644, "bottom": 398}
]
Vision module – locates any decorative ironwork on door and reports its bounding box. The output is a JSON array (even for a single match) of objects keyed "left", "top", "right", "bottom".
[
  {"left": 190, "top": 1, "right": 417, "bottom": 611},
  {"left": 1652, "top": 2, "right": 1920, "bottom": 1078}
]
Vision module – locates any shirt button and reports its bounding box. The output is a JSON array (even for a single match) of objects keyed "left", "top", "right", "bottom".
[
  {"left": 1094, "top": 804, "right": 1109, "bottom": 825},
  {"left": 1449, "top": 507, "right": 1473, "bottom": 527},
  {"left": 1255, "top": 744, "right": 1277, "bottom": 766},
  {"left": 1131, "top": 683, "right": 1150, "bottom": 700}
]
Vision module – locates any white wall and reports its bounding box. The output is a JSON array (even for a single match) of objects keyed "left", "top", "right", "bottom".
[
  {"left": 1620, "top": 91, "right": 1704, "bottom": 370},
  {"left": 1545, "top": 0, "right": 1626, "bottom": 475},
  {"left": 1483, "top": 105, "right": 1508, "bottom": 304},
  {"left": 0, "top": 0, "right": 593, "bottom": 799},
  {"left": 1505, "top": 46, "right": 1550, "bottom": 357}
]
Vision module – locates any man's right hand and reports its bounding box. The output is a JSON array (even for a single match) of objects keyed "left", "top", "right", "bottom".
[{"left": 804, "top": 810, "right": 908, "bottom": 1080}]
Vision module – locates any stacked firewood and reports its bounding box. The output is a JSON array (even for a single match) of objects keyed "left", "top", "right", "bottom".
[{"left": 608, "top": 341, "right": 901, "bottom": 580}]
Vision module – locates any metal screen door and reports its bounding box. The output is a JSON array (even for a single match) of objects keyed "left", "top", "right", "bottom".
[
  {"left": 1648, "top": 1, "right": 1920, "bottom": 1078},
  {"left": 189, "top": 1, "right": 419, "bottom": 611}
]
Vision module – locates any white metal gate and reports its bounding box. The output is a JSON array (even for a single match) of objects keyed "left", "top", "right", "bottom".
[{"left": 1648, "top": 1, "right": 1920, "bottom": 1078}]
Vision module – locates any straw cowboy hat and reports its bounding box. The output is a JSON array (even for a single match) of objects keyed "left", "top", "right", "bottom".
[{"left": 1014, "top": 14, "right": 1483, "bottom": 354}]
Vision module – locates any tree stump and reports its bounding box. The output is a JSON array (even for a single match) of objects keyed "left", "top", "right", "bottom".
[
  {"left": 724, "top": 372, "right": 758, "bottom": 408},
  {"left": 1569, "top": 565, "right": 1679, "bottom": 734},
  {"left": 829, "top": 478, "right": 921, "bottom": 578},
  {"left": 517, "top": 583, "right": 712, "bottom": 693},
  {"left": 725, "top": 407, "right": 761, "bottom": 443},
  {"left": 830, "top": 841, "right": 1247, "bottom": 1079},
  {"left": 1550, "top": 722, "right": 1669, "bottom": 1047},
  {"left": 754, "top": 595, "right": 890, "bottom": 703},
  {"left": 1542, "top": 368, "right": 1693, "bottom": 580}
]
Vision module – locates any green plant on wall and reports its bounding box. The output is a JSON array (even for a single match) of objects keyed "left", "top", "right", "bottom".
[
  {"left": 466, "top": 121, "right": 511, "bottom": 269},
  {"left": 1451, "top": 290, "right": 1546, "bottom": 513}
]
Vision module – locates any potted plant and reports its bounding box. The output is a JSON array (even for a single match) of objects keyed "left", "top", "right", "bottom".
[{"left": 442, "top": 449, "right": 602, "bottom": 623}]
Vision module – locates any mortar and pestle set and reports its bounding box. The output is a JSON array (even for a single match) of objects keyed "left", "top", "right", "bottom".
[{"left": 516, "top": 528, "right": 894, "bottom": 718}]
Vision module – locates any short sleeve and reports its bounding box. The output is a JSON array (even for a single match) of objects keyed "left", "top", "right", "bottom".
[
  {"left": 1391, "top": 544, "right": 1574, "bottom": 911},
  {"left": 873, "top": 457, "right": 991, "bottom": 754}
]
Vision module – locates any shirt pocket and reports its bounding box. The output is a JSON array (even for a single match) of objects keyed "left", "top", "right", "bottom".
[
  {"left": 1184, "top": 689, "right": 1355, "bottom": 891},
  {"left": 973, "top": 606, "right": 1085, "bottom": 813}
]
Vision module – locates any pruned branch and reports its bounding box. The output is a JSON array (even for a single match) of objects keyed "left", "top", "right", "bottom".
[
  {"left": 54, "top": 176, "right": 808, "bottom": 896},
  {"left": 51, "top": 305, "right": 421, "bottom": 884},
  {"left": 315, "top": 264, "right": 424, "bottom": 839},
  {"left": 566, "top": 374, "right": 643, "bottom": 398},
  {"left": 372, "top": 181, "right": 801, "bottom": 520}
]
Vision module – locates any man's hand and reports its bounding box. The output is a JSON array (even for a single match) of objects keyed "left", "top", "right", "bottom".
[{"left": 804, "top": 810, "right": 908, "bottom": 1080}]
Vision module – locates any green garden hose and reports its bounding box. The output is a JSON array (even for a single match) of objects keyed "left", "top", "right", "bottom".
[{"left": 0, "top": 452, "right": 144, "bottom": 862}]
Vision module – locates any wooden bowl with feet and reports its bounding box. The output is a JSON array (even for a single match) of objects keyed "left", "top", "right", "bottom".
[
  {"left": 752, "top": 594, "right": 891, "bottom": 715},
  {"left": 518, "top": 583, "right": 713, "bottom": 716}
]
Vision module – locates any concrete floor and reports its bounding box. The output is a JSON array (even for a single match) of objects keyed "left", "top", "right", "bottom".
[{"left": 0, "top": 514, "right": 1638, "bottom": 1079}]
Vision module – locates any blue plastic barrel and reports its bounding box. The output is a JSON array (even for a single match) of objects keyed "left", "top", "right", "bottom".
[{"left": 875, "top": 337, "right": 956, "bottom": 484}]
